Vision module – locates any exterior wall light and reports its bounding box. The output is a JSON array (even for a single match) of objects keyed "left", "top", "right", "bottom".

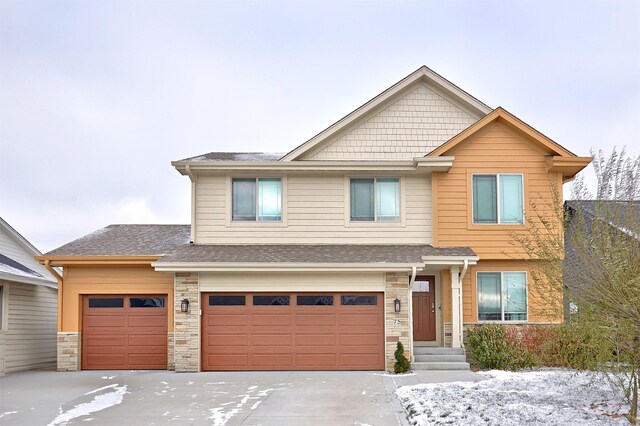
[
  {"left": 181, "top": 298, "right": 190, "bottom": 313},
  {"left": 394, "top": 298, "right": 401, "bottom": 313}
]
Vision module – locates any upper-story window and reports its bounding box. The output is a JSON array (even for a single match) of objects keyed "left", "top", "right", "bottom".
[
  {"left": 350, "top": 178, "right": 400, "bottom": 222},
  {"left": 472, "top": 174, "right": 523, "bottom": 224},
  {"left": 232, "top": 178, "right": 282, "bottom": 221},
  {"left": 477, "top": 271, "right": 527, "bottom": 322}
]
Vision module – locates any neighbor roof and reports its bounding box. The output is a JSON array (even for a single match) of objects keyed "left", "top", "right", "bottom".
[
  {"left": 42, "top": 224, "right": 191, "bottom": 257},
  {"left": 565, "top": 200, "right": 640, "bottom": 239},
  {"left": 0, "top": 253, "right": 46, "bottom": 280},
  {"left": 177, "top": 152, "right": 284, "bottom": 162},
  {"left": 158, "top": 244, "right": 476, "bottom": 264}
]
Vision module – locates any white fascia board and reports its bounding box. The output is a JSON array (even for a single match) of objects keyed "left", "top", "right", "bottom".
[
  {"left": 0, "top": 272, "right": 58, "bottom": 288},
  {"left": 172, "top": 161, "right": 420, "bottom": 173},
  {"left": 421, "top": 255, "right": 479, "bottom": 266},
  {"left": 413, "top": 156, "right": 454, "bottom": 171},
  {"left": 152, "top": 262, "right": 425, "bottom": 273}
]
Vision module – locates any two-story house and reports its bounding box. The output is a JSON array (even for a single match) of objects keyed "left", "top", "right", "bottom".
[{"left": 38, "top": 66, "right": 591, "bottom": 373}]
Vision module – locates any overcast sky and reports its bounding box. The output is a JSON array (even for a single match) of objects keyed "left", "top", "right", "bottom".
[{"left": 1, "top": 1, "right": 638, "bottom": 253}]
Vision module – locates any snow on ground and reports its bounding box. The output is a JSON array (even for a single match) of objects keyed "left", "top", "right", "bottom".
[
  {"left": 396, "top": 369, "right": 631, "bottom": 425},
  {"left": 47, "top": 384, "right": 128, "bottom": 426}
]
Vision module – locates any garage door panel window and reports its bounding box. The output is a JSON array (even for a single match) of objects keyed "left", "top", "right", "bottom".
[
  {"left": 130, "top": 297, "right": 165, "bottom": 308},
  {"left": 210, "top": 295, "right": 246, "bottom": 306},
  {"left": 341, "top": 295, "right": 377, "bottom": 305},
  {"left": 297, "top": 295, "right": 334, "bottom": 306},
  {"left": 89, "top": 298, "right": 124, "bottom": 308},
  {"left": 253, "top": 295, "right": 290, "bottom": 306}
]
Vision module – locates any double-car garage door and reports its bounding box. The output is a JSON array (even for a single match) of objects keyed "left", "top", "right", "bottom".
[{"left": 201, "top": 292, "right": 384, "bottom": 371}]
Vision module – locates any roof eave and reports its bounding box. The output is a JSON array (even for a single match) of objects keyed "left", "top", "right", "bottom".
[
  {"left": 151, "top": 261, "right": 426, "bottom": 273},
  {"left": 36, "top": 255, "right": 162, "bottom": 266},
  {"left": 0, "top": 271, "right": 58, "bottom": 288}
]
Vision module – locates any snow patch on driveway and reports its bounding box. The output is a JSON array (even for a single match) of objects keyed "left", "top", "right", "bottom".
[
  {"left": 47, "top": 384, "right": 128, "bottom": 426},
  {"left": 396, "top": 369, "right": 631, "bottom": 425}
]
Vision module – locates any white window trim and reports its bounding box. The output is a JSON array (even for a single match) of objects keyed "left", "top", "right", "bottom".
[
  {"left": 344, "top": 176, "right": 405, "bottom": 225},
  {"left": 471, "top": 173, "right": 524, "bottom": 225},
  {"left": 476, "top": 271, "right": 528, "bottom": 323},
  {"left": 226, "top": 176, "right": 287, "bottom": 227}
]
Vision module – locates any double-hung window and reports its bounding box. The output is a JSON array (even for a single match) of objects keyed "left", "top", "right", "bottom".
[
  {"left": 350, "top": 178, "right": 400, "bottom": 221},
  {"left": 232, "top": 178, "right": 282, "bottom": 221},
  {"left": 472, "top": 174, "right": 523, "bottom": 224},
  {"left": 477, "top": 272, "right": 527, "bottom": 321}
]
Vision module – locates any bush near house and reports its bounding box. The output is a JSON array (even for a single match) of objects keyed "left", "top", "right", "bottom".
[{"left": 394, "top": 341, "right": 411, "bottom": 373}]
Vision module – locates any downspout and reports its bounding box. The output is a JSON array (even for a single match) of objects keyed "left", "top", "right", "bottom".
[
  {"left": 458, "top": 259, "right": 469, "bottom": 348},
  {"left": 408, "top": 266, "right": 417, "bottom": 362},
  {"left": 45, "top": 260, "right": 63, "bottom": 333},
  {"left": 185, "top": 165, "right": 196, "bottom": 244}
]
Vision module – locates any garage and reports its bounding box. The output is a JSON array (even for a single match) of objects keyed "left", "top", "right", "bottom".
[
  {"left": 82, "top": 295, "right": 168, "bottom": 370},
  {"left": 201, "top": 292, "right": 384, "bottom": 371}
]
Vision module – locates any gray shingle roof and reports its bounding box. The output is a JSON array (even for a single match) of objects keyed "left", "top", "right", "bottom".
[
  {"left": 178, "top": 152, "right": 284, "bottom": 162},
  {"left": 43, "top": 225, "right": 191, "bottom": 257},
  {"left": 159, "top": 244, "right": 476, "bottom": 264},
  {"left": 42, "top": 224, "right": 476, "bottom": 264}
]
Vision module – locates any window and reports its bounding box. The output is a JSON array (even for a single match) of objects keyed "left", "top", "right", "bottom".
[
  {"left": 232, "top": 178, "right": 282, "bottom": 221},
  {"left": 477, "top": 272, "right": 527, "bottom": 321},
  {"left": 297, "top": 295, "right": 334, "bottom": 306},
  {"left": 130, "top": 297, "right": 165, "bottom": 308},
  {"left": 253, "top": 295, "right": 290, "bottom": 306},
  {"left": 472, "top": 174, "right": 523, "bottom": 224},
  {"left": 341, "top": 295, "right": 377, "bottom": 305},
  {"left": 88, "top": 298, "right": 124, "bottom": 308},
  {"left": 209, "top": 295, "right": 246, "bottom": 306},
  {"left": 350, "top": 178, "right": 400, "bottom": 221}
]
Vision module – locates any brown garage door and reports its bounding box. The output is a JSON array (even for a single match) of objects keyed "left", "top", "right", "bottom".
[
  {"left": 202, "top": 292, "right": 384, "bottom": 371},
  {"left": 82, "top": 295, "right": 168, "bottom": 370}
]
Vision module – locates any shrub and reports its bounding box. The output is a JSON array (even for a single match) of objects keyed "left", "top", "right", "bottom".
[
  {"left": 394, "top": 341, "right": 411, "bottom": 373},
  {"left": 466, "top": 324, "right": 535, "bottom": 370}
]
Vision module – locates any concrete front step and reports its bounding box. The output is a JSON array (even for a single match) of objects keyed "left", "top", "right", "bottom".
[
  {"left": 411, "top": 361, "right": 471, "bottom": 371},
  {"left": 413, "top": 347, "right": 465, "bottom": 356},
  {"left": 414, "top": 354, "right": 467, "bottom": 363}
]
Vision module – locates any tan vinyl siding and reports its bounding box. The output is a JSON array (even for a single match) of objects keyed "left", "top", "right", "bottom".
[
  {"left": 61, "top": 265, "right": 174, "bottom": 332},
  {"left": 1, "top": 282, "right": 57, "bottom": 373},
  {"left": 303, "top": 84, "right": 479, "bottom": 161},
  {"left": 434, "top": 120, "right": 563, "bottom": 259},
  {"left": 200, "top": 272, "right": 385, "bottom": 292},
  {"left": 194, "top": 173, "right": 433, "bottom": 244}
]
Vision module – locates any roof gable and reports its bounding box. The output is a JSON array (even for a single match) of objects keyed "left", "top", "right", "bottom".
[
  {"left": 427, "top": 107, "right": 592, "bottom": 181},
  {"left": 281, "top": 66, "right": 492, "bottom": 161}
]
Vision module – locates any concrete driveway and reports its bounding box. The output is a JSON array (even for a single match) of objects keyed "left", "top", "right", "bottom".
[{"left": 1, "top": 370, "right": 410, "bottom": 425}]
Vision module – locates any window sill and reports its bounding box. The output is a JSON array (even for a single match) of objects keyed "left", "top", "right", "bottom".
[
  {"left": 347, "top": 220, "right": 405, "bottom": 228},
  {"left": 227, "top": 221, "right": 287, "bottom": 228},
  {"left": 467, "top": 223, "right": 525, "bottom": 231}
]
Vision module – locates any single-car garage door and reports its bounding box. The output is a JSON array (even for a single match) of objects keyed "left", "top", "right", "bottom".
[
  {"left": 202, "top": 292, "right": 384, "bottom": 371},
  {"left": 82, "top": 295, "right": 168, "bottom": 370}
]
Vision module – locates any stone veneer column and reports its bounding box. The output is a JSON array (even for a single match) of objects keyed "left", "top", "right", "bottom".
[
  {"left": 57, "top": 332, "right": 80, "bottom": 372},
  {"left": 174, "top": 272, "right": 200, "bottom": 372},
  {"left": 384, "top": 272, "right": 411, "bottom": 371}
]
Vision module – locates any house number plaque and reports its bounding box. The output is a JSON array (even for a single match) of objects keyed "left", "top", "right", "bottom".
[{"left": 393, "top": 319, "right": 401, "bottom": 325}]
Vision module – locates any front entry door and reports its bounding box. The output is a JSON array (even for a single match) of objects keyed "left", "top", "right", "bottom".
[{"left": 412, "top": 275, "right": 436, "bottom": 341}]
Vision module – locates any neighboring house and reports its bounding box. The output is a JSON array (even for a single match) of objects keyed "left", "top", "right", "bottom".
[
  {"left": 0, "top": 217, "right": 58, "bottom": 376},
  {"left": 563, "top": 200, "right": 640, "bottom": 313},
  {"left": 38, "top": 66, "right": 591, "bottom": 373}
]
